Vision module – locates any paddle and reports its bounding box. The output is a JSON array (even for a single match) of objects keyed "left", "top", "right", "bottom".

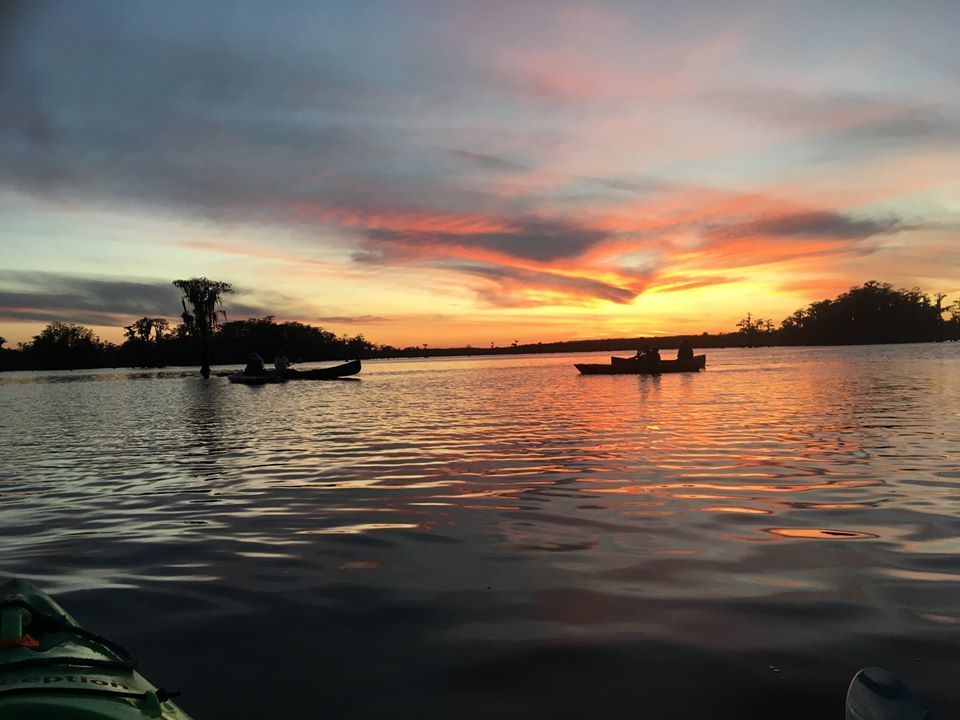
[{"left": 845, "top": 667, "right": 931, "bottom": 720}]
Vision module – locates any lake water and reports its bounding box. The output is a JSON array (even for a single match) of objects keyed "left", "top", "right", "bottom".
[{"left": 2, "top": 344, "right": 959, "bottom": 718}]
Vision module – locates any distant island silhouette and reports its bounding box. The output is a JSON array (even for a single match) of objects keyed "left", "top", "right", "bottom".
[{"left": 1, "top": 280, "right": 958, "bottom": 372}]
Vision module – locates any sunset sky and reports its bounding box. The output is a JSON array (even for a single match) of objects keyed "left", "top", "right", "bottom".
[{"left": 1, "top": 1, "right": 958, "bottom": 347}]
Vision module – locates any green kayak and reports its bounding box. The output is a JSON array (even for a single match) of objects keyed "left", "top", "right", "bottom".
[{"left": 0, "top": 578, "right": 192, "bottom": 719}]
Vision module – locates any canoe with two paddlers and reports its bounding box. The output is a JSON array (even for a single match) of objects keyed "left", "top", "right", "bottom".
[
  {"left": 575, "top": 354, "right": 706, "bottom": 375},
  {"left": 227, "top": 359, "right": 361, "bottom": 383}
]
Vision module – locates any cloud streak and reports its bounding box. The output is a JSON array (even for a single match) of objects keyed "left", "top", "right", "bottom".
[
  {"left": 0, "top": 271, "right": 280, "bottom": 328},
  {"left": 445, "top": 262, "right": 641, "bottom": 307},
  {"left": 364, "top": 216, "right": 612, "bottom": 263},
  {"left": 703, "top": 87, "right": 960, "bottom": 160},
  {"left": 706, "top": 211, "right": 905, "bottom": 241}
]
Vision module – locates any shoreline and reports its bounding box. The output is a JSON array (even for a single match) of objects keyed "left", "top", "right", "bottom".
[{"left": 1, "top": 339, "right": 955, "bottom": 374}]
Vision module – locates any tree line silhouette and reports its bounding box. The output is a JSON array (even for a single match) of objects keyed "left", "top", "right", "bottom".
[
  {"left": 743, "top": 281, "right": 957, "bottom": 345},
  {"left": 0, "top": 317, "right": 383, "bottom": 372},
  {"left": 1, "top": 279, "right": 958, "bottom": 372}
]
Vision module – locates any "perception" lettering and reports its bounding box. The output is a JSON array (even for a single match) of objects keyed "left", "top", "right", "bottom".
[{"left": 0, "top": 675, "right": 130, "bottom": 690}]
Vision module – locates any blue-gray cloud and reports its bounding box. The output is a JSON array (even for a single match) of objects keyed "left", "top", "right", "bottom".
[
  {"left": 0, "top": 271, "right": 280, "bottom": 327},
  {"left": 312, "top": 315, "right": 391, "bottom": 324},
  {"left": 1, "top": 0, "right": 954, "bottom": 316},
  {"left": 0, "top": 1, "right": 634, "bottom": 268},
  {"left": 447, "top": 150, "right": 529, "bottom": 173},
  {"left": 365, "top": 216, "right": 611, "bottom": 262},
  {"left": 702, "top": 87, "right": 960, "bottom": 161},
  {"left": 445, "top": 262, "right": 640, "bottom": 306},
  {"left": 707, "top": 211, "right": 905, "bottom": 241}
]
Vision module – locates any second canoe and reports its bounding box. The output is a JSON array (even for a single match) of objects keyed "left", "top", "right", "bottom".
[{"left": 576, "top": 354, "right": 706, "bottom": 375}]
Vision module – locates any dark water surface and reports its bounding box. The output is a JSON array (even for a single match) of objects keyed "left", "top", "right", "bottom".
[{"left": 2, "top": 345, "right": 959, "bottom": 718}]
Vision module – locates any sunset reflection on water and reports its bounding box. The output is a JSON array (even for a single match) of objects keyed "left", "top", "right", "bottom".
[{"left": 1, "top": 344, "right": 959, "bottom": 718}]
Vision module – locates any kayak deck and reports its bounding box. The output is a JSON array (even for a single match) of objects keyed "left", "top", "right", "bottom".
[{"left": 0, "top": 579, "right": 192, "bottom": 719}]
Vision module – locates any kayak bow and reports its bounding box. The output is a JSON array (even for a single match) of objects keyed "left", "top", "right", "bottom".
[
  {"left": 846, "top": 667, "right": 929, "bottom": 720},
  {"left": 0, "top": 578, "right": 192, "bottom": 719}
]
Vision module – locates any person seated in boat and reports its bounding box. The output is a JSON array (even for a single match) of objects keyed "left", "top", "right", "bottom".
[
  {"left": 677, "top": 338, "right": 694, "bottom": 361},
  {"left": 243, "top": 352, "right": 267, "bottom": 376},
  {"left": 274, "top": 350, "right": 291, "bottom": 375},
  {"left": 634, "top": 345, "right": 661, "bottom": 363}
]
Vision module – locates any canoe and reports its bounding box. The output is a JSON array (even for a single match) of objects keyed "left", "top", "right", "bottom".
[
  {"left": 285, "top": 359, "right": 361, "bottom": 380},
  {"left": 226, "top": 373, "right": 285, "bottom": 384},
  {"left": 610, "top": 354, "right": 706, "bottom": 372},
  {"left": 225, "top": 360, "right": 361, "bottom": 383},
  {"left": 576, "top": 354, "right": 706, "bottom": 375},
  {"left": 576, "top": 362, "right": 660, "bottom": 375},
  {"left": 0, "top": 578, "right": 192, "bottom": 719}
]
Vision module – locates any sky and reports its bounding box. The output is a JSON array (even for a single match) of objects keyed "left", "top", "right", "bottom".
[{"left": 1, "top": 0, "right": 959, "bottom": 347}]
